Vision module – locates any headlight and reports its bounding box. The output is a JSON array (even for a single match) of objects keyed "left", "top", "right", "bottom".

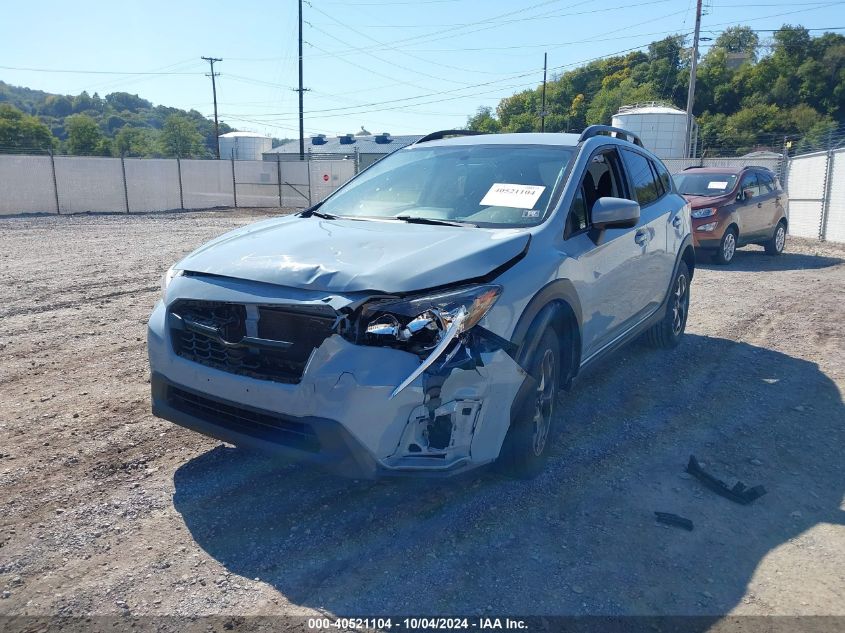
[
  {"left": 691, "top": 207, "right": 717, "bottom": 219},
  {"left": 362, "top": 285, "right": 501, "bottom": 353},
  {"left": 160, "top": 267, "right": 183, "bottom": 299},
  {"left": 697, "top": 222, "right": 718, "bottom": 232}
]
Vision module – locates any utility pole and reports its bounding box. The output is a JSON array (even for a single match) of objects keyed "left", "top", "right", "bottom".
[
  {"left": 202, "top": 56, "right": 222, "bottom": 159},
  {"left": 540, "top": 52, "right": 548, "bottom": 133},
  {"left": 297, "top": 0, "right": 305, "bottom": 160},
  {"left": 684, "top": 0, "right": 703, "bottom": 158}
]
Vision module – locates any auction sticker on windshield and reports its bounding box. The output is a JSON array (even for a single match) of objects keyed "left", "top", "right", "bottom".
[
  {"left": 708, "top": 181, "right": 728, "bottom": 189},
  {"left": 480, "top": 183, "right": 545, "bottom": 209}
]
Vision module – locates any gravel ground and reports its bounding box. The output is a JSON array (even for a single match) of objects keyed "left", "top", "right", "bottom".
[{"left": 0, "top": 209, "right": 843, "bottom": 620}]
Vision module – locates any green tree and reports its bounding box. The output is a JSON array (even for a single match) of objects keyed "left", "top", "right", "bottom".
[
  {"left": 0, "top": 104, "right": 56, "bottom": 152},
  {"left": 65, "top": 114, "right": 111, "bottom": 155},
  {"left": 466, "top": 106, "right": 502, "bottom": 133},
  {"left": 114, "top": 126, "right": 158, "bottom": 157},
  {"left": 159, "top": 114, "right": 204, "bottom": 158}
]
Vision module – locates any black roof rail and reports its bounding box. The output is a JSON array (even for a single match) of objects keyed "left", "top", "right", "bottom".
[
  {"left": 578, "top": 125, "right": 643, "bottom": 148},
  {"left": 412, "top": 129, "right": 485, "bottom": 145}
]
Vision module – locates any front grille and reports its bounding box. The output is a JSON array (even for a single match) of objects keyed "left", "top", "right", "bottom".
[
  {"left": 168, "top": 386, "right": 321, "bottom": 452},
  {"left": 169, "top": 300, "right": 336, "bottom": 384}
]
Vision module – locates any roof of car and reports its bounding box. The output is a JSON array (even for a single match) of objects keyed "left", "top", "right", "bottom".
[{"left": 413, "top": 132, "right": 584, "bottom": 148}]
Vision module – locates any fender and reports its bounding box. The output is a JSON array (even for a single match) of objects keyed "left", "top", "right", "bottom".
[
  {"left": 510, "top": 279, "right": 583, "bottom": 387},
  {"left": 510, "top": 278, "right": 583, "bottom": 349}
]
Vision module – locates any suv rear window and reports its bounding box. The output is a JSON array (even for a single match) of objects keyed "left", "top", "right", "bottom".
[{"left": 621, "top": 149, "right": 660, "bottom": 206}]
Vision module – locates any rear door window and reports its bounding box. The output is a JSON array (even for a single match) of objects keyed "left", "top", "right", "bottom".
[
  {"left": 757, "top": 171, "right": 775, "bottom": 193},
  {"left": 621, "top": 149, "right": 661, "bottom": 206},
  {"left": 653, "top": 160, "right": 673, "bottom": 195}
]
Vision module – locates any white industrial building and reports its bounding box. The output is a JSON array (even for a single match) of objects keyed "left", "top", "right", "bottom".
[
  {"left": 612, "top": 103, "right": 698, "bottom": 159},
  {"left": 218, "top": 132, "right": 273, "bottom": 161}
]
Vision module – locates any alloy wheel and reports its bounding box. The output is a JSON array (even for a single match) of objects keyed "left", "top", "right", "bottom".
[
  {"left": 532, "top": 349, "right": 556, "bottom": 456},
  {"left": 775, "top": 225, "right": 786, "bottom": 252},
  {"left": 723, "top": 232, "right": 736, "bottom": 262},
  {"left": 672, "top": 274, "right": 688, "bottom": 336}
]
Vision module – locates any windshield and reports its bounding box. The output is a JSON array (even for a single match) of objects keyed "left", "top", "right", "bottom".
[
  {"left": 673, "top": 172, "right": 739, "bottom": 196},
  {"left": 316, "top": 144, "right": 575, "bottom": 227}
]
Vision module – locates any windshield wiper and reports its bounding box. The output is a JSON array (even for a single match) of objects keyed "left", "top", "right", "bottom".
[
  {"left": 394, "top": 215, "right": 477, "bottom": 227},
  {"left": 299, "top": 206, "right": 339, "bottom": 220}
]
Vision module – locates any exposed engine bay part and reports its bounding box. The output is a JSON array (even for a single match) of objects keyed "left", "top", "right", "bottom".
[{"left": 686, "top": 455, "right": 767, "bottom": 505}]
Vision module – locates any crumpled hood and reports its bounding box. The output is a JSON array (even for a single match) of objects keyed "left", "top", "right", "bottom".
[
  {"left": 683, "top": 192, "right": 734, "bottom": 210},
  {"left": 177, "top": 215, "right": 530, "bottom": 293}
]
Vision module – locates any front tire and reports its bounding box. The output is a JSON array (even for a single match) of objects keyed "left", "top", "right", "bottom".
[
  {"left": 646, "top": 261, "right": 690, "bottom": 349},
  {"left": 497, "top": 328, "right": 560, "bottom": 479},
  {"left": 713, "top": 228, "right": 737, "bottom": 265},
  {"left": 764, "top": 221, "right": 786, "bottom": 255}
]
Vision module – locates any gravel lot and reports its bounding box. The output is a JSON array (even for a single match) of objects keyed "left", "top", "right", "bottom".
[{"left": 1, "top": 209, "right": 843, "bottom": 620}]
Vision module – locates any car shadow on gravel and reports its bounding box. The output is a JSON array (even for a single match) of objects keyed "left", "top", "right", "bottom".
[
  {"left": 172, "top": 334, "right": 844, "bottom": 617},
  {"left": 697, "top": 248, "right": 843, "bottom": 272}
]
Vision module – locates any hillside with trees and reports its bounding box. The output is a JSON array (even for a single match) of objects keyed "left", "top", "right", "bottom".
[
  {"left": 0, "top": 82, "right": 235, "bottom": 157},
  {"left": 467, "top": 25, "right": 845, "bottom": 155}
]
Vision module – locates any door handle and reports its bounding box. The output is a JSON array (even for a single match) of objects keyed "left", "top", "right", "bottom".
[
  {"left": 634, "top": 229, "right": 649, "bottom": 245},
  {"left": 757, "top": 202, "right": 762, "bottom": 208},
  {"left": 672, "top": 216, "right": 682, "bottom": 228}
]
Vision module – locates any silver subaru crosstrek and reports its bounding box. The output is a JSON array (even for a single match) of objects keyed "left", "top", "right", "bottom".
[{"left": 148, "top": 127, "right": 694, "bottom": 479}]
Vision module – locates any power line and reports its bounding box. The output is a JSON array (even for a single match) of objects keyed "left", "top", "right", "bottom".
[{"left": 0, "top": 64, "right": 203, "bottom": 75}]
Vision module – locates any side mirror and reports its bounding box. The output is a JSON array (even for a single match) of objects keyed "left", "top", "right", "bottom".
[{"left": 592, "top": 197, "right": 640, "bottom": 230}]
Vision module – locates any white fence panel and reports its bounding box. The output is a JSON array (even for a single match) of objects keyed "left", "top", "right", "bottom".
[
  {"left": 124, "top": 158, "right": 181, "bottom": 213},
  {"left": 785, "top": 152, "right": 827, "bottom": 239},
  {"left": 276, "top": 161, "right": 311, "bottom": 207},
  {"left": 234, "top": 160, "right": 279, "bottom": 208},
  {"left": 823, "top": 150, "right": 845, "bottom": 243},
  {"left": 309, "top": 159, "right": 355, "bottom": 203},
  {"left": 180, "top": 159, "right": 234, "bottom": 209},
  {"left": 0, "top": 155, "right": 56, "bottom": 215},
  {"left": 55, "top": 156, "right": 125, "bottom": 214}
]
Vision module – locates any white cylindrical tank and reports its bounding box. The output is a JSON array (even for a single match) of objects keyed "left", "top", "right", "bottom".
[
  {"left": 218, "top": 132, "right": 273, "bottom": 160},
  {"left": 612, "top": 103, "right": 695, "bottom": 159}
]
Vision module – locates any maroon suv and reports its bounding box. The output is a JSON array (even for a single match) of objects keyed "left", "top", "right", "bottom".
[{"left": 673, "top": 166, "right": 788, "bottom": 264}]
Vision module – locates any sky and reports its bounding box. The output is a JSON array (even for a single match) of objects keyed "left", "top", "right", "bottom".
[{"left": 1, "top": 0, "right": 844, "bottom": 139}]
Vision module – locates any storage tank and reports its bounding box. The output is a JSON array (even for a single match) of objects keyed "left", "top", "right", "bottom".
[
  {"left": 611, "top": 103, "right": 697, "bottom": 159},
  {"left": 218, "top": 132, "right": 273, "bottom": 160}
]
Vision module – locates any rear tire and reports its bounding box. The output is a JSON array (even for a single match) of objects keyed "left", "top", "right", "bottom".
[
  {"left": 713, "top": 228, "right": 737, "bottom": 265},
  {"left": 764, "top": 221, "right": 786, "bottom": 255},
  {"left": 646, "top": 261, "right": 690, "bottom": 349},
  {"left": 497, "top": 328, "right": 560, "bottom": 479}
]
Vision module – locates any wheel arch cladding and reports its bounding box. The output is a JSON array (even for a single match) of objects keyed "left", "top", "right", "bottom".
[
  {"left": 682, "top": 244, "right": 695, "bottom": 280},
  {"left": 511, "top": 280, "right": 582, "bottom": 388}
]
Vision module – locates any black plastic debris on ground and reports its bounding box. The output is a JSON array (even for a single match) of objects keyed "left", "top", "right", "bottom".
[
  {"left": 686, "top": 455, "right": 767, "bottom": 505},
  {"left": 655, "top": 511, "right": 694, "bottom": 531}
]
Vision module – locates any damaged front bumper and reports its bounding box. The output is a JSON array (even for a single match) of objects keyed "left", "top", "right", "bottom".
[{"left": 147, "top": 284, "right": 526, "bottom": 479}]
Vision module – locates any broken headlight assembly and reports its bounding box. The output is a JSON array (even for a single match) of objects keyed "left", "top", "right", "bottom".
[
  {"left": 360, "top": 285, "right": 502, "bottom": 354},
  {"left": 356, "top": 285, "right": 503, "bottom": 398}
]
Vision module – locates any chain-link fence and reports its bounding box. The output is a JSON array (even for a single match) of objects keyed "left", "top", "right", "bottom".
[{"left": 0, "top": 153, "right": 356, "bottom": 215}]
